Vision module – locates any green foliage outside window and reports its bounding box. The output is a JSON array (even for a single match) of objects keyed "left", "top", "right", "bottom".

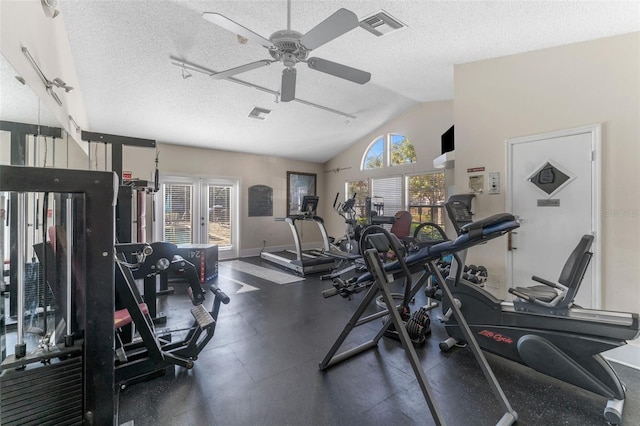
[
  {"left": 363, "top": 137, "right": 384, "bottom": 169},
  {"left": 346, "top": 179, "right": 369, "bottom": 223},
  {"left": 408, "top": 173, "right": 446, "bottom": 230},
  {"left": 362, "top": 134, "right": 416, "bottom": 170},
  {"left": 390, "top": 135, "right": 416, "bottom": 166}
]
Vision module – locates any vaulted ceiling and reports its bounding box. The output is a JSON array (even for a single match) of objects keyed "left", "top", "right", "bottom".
[{"left": 57, "top": 1, "right": 639, "bottom": 163}]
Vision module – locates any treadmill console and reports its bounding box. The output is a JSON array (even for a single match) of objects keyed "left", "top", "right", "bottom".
[
  {"left": 445, "top": 194, "right": 475, "bottom": 235},
  {"left": 447, "top": 201, "right": 472, "bottom": 223}
]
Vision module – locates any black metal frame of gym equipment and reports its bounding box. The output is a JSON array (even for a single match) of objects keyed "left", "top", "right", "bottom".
[
  {"left": 0, "top": 165, "right": 118, "bottom": 425},
  {"left": 113, "top": 241, "right": 229, "bottom": 387},
  {"left": 319, "top": 226, "right": 518, "bottom": 426},
  {"left": 82, "top": 130, "right": 170, "bottom": 324},
  {"left": 440, "top": 199, "right": 640, "bottom": 424},
  {"left": 0, "top": 120, "right": 63, "bottom": 318},
  {"left": 260, "top": 215, "right": 335, "bottom": 276},
  {"left": 442, "top": 239, "right": 638, "bottom": 423},
  {"left": 81, "top": 130, "right": 156, "bottom": 186}
]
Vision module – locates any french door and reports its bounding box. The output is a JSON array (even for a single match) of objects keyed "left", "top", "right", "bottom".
[{"left": 157, "top": 176, "right": 239, "bottom": 259}]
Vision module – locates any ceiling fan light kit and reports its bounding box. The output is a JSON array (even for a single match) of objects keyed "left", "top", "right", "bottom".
[{"left": 201, "top": 3, "right": 371, "bottom": 103}]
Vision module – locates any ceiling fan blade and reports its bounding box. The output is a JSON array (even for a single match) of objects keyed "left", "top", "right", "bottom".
[
  {"left": 281, "top": 68, "right": 296, "bottom": 102},
  {"left": 202, "top": 12, "right": 275, "bottom": 49},
  {"left": 298, "top": 8, "right": 359, "bottom": 51},
  {"left": 211, "top": 60, "right": 274, "bottom": 80},
  {"left": 307, "top": 57, "right": 371, "bottom": 84}
]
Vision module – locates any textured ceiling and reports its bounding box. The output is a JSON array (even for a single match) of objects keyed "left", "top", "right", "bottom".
[{"left": 58, "top": 0, "right": 639, "bottom": 163}]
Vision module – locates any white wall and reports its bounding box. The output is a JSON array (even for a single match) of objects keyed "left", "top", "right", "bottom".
[
  {"left": 454, "top": 32, "right": 640, "bottom": 313},
  {"left": 322, "top": 101, "right": 454, "bottom": 238},
  {"left": 0, "top": 0, "right": 89, "bottom": 164}
]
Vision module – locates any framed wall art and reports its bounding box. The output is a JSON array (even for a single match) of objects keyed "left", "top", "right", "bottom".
[{"left": 286, "top": 171, "right": 316, "bottom": 216}]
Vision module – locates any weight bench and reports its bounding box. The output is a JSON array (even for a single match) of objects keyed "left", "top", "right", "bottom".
[
  {"left": 114, "top": 304, "right": 149, "bottom": 330},
  {"left": 113, "top": 242, "right": 229, "bottom": 386},
  {"left": 114, "top": 303, "right": 149, "bottom": 363}
]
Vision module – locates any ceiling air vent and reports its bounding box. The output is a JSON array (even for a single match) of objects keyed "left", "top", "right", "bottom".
[
  {"left": 359, "top": 10, "right": 407, "bottom": 37},
  {"left": 248, "top": 107, "right": 271, "bottom": 120}
]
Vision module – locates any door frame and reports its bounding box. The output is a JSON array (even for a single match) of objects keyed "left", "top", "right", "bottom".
[
  {"left": 155, "top": 174, "right": 240, "bottom": 260},
  {"left": 200, "top": 177, "right": 240, "bottom": 260},
  {"left": 506, "top": 124, "right": 602, "bottom": 308}
]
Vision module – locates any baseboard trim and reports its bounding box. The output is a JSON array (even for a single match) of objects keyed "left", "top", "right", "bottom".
[{"left": 603, "top": 341, "right": 640, "bottom": 370}]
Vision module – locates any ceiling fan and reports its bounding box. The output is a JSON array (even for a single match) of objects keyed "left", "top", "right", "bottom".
[{"left": 202, "top": 1, "right": 371, "bottom": 102}]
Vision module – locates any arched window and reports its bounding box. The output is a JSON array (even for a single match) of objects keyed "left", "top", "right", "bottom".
[
  {"left": 361, "top": 133, "right": 416, "bottom": 170},
  {"left": 390, "top": 134, "right": 416, "bottom": 165},
  {"left": 362, "top": 136, "right": 384, "bottom": 170}
]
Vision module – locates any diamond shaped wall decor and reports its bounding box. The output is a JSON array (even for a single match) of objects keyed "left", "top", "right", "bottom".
[{"left": 527, "top": 160, "right": 575, "bottom": 198}]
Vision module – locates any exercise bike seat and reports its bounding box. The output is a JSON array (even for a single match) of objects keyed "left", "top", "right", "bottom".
[
  {"left": 511, "top": 285, "right": 557, "bottom": 303},
  {"left": 509, "top": 234, "right": 594, "bottom": 309}
]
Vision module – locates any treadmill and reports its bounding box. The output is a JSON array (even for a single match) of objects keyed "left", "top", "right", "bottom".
[{"left": 261, "top": 196, "right": 335, "bottom": 276}]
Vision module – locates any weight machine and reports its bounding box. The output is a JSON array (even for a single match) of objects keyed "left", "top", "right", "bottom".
[{"left": 0, "top": 165, "right": 118, "bottom": 424}]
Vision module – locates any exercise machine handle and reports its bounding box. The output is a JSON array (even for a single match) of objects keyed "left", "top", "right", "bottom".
[
  {"left": 333, "top": 192, "right": 340, "bottom": 209},
  {"left": 210, "top": 284, "right": 230, "bottom": 304},
  {"left": 531, "top": 275, "right": 562, "bottom": 289},
  {"left": 508, "top": 288, "right": 535, "bottom": 303}
]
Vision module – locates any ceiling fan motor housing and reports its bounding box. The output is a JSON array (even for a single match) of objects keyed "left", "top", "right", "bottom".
[{"left": 269, "top": 30, "right": 309, "bottom": 65}]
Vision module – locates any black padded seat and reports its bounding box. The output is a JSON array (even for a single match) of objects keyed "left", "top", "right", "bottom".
[
  {"left": 509, "top": 234, "right": 594, "bottom": 309},
  {"left": 510, "top": 285, "right": 557, "bottom": 303}
]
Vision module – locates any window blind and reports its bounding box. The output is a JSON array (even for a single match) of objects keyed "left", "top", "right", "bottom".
[
  {"left": 164, "top": 183, "right": 193, "bottom": 244},
  {"left": 371, "top": 176, "right": 403, "bottom": 216}
]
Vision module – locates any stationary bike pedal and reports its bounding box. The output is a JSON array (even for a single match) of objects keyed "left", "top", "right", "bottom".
[{"left": 191, "top": 304, "right": 216, "bottom": 330}]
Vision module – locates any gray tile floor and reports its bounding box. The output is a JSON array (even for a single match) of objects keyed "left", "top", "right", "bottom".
[{"left": 117, "top": 258, "right": 640, "bottom": 426}]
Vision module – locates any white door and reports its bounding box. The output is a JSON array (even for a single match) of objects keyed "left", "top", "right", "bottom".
[
  {"left": 507, "top": 125, "right": 600, "bottom": 308},
  {"left": 158, "top": 176, "right": 239, "bottom": 259}
]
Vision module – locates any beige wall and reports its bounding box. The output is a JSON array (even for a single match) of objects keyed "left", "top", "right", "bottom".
[
  {"left": 5, "top": 1, "right": 637, "bottom": 315},
  {"left": 454, "top": 32, "right": 640, "bottom": 312},
  {"left": 322, "top": 101, "right": 454, "bottom": 238},
  {"left": 123, "top": 143, "right": 325, "bottom": 257}
]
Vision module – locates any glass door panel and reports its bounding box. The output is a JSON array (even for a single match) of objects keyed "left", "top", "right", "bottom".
[
  {"left": 207, "top": 184, "right": 232, "bottom": 249},
  {"left": 163, "top": 183, "right": 193, "bottom": 244}
]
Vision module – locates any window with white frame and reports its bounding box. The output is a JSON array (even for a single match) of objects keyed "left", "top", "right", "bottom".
[
  {"left": 345, "top": 179, "right": 369, "bottom": 222},
  {"left": 361, "top": 133, "right": 416, "bottom": 170},
  {"left": 406, "top": 172, "right": 446, "bottom": 230},
  {"left": 345, "top": 171, "right": 446, "bottom": 231},
  {"left": 353, "top": 133, "right": 445, "bottom": 233},
  {"left": 362, "top": 136, "right": 384, "bottom": 170},
  {"left": 371, "top": 176, "right": 403, "bottom": 217},
  {"left": 390, "top": 134, "right": 416, "bottom": 166},
  {"left": 159, "top": 176, "right": 239, "bottom": 259}
]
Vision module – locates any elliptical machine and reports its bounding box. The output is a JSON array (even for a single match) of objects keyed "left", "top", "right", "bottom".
[
  {"left": 330, "top": 192, "right": 361, "bottom": 254},
  {"left": 439, "top": 202, "right": 640, "bottom": 424}
]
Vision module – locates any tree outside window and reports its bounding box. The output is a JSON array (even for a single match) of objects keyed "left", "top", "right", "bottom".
[
  {"left": 390, "top": 134, "right": 417, "bottom": 165},
  {"left": 407, "top": 172, "right": 446, "bottom": 234},
  {"left": 346, "top": 179, "right": 369, "bottom": 223},
  {"left": 361, "top": 133, "right": 416, "bottom": 170},
  {"left": 362, "top": 137, "right": 384, "bottom": 169}
]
